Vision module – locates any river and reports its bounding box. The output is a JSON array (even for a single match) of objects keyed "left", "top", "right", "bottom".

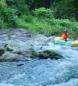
[{"left": 0, "top": 29, "right": 78, "bottom": 86}]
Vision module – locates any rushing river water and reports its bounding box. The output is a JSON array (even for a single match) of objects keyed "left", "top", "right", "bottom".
[{"left": 0, "top": 29, "right": 78, "bottom": 86}]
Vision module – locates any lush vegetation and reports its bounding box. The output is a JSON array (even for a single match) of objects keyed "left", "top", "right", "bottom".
[{"left": 0, "top": 0, "right": 78, "bottom": 37}]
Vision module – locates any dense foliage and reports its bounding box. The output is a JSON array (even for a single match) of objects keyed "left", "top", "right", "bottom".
[{"left": 0, "top": 0, "right": 78, "bottom": 37}]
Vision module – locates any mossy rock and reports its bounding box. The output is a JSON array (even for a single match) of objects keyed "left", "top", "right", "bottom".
[{"left": 31, "top": 50, "right": 63, "bottom": 59}]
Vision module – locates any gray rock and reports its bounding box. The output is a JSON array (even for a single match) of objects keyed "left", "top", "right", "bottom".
[
  {"left": 0, "top": 52, "right": 22, "bottom": 61},
  {"left": 31, "top": 50, "right": 63, "bottom": 59},
  {"left": 0, "top": 49, "right": 5, "bottom": 56}
]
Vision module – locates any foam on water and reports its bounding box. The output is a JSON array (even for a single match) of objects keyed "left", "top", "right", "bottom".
[
  {"left": 0, "top": 40, "right": 78, "bottom": 86},
  {"left": 0, "top": 83, "right": 16, "bottom": 86}
]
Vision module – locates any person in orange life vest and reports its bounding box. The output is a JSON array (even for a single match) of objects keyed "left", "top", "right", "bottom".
[{"left": 62, "top": 30, "right": 69, "bottom": 41}]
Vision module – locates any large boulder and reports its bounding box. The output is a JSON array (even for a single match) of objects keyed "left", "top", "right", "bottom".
[
  {"left": 0, "top": 52, "right": 23, "bottom": 61},
  {"left": 31, "top": 50, "right": 63, "bottom": 59}
]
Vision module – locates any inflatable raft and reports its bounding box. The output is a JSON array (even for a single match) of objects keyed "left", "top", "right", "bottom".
[
  {"left": 54, "top": 37, "right": 78, "bottom": 47},
  {"left": 71, "top": 41, "right": 78, "bottom": 47}
]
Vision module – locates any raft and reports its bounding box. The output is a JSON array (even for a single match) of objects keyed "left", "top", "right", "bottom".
[
  {"left": 54, "top": 37, "right": 63, "bottom": 41},
  {"left": 71, "top": 41, "right": 78, "bottom": 47},
  {"left": 54, "top": 37, "right": 78, "bottom": 47}
]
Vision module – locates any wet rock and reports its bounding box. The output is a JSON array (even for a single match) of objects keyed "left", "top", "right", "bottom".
[
  {"left": 0, "top": 49, "right": 5, "bottom": 56},
  {"left": 0, "top": 52, "right": 22, "bottom": 61},
  {"left": 17, "top": 63, "right": 24, "bottom": 66},
  {"left": 4, "top": 44, "right": 13, "bottom": 52},
  {"left": 6, "top": 47, "right": 13, "bottom": 52},
  {"left": 31, "top": 50, "right": 63, "bottom": 59}
]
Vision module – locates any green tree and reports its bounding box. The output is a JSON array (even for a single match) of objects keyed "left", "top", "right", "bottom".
[
  {"left": 53, "top": 0, "right": 76, "bottom": 19},
  {"left": 73, "top": 0, "right": 78, "bottom": 20}
]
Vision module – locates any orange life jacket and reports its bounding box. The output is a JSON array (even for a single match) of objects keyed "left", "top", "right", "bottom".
[{"left": 62, "top": 33, "right": 69, "bottom": 41}]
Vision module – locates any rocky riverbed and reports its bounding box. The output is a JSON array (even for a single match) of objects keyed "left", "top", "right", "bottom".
[
  {"left": 0, "top": 28, "right": 62, "bottom": 61},
  {"left": 0, "top": 29, "right": 78, "bottom": 86}
]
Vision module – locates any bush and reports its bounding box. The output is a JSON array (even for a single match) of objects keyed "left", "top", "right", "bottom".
[
  {"left": 0, "top": 0, "right": 7, "bottom": 7},
  {"left": 6, "top": 0, "right": 30, "bottom": 14},
  {"left": 20, "top": 15, "right": 33, "bottom": 22},
  {"left": 0, "top": 6, "right": 17, "bottom": 27},
  {"left": 0, "top": 18, "right": 4, "bottom": 28},
  {"left": 33, "top": 7, "right": 54, "bottom": 18}
]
